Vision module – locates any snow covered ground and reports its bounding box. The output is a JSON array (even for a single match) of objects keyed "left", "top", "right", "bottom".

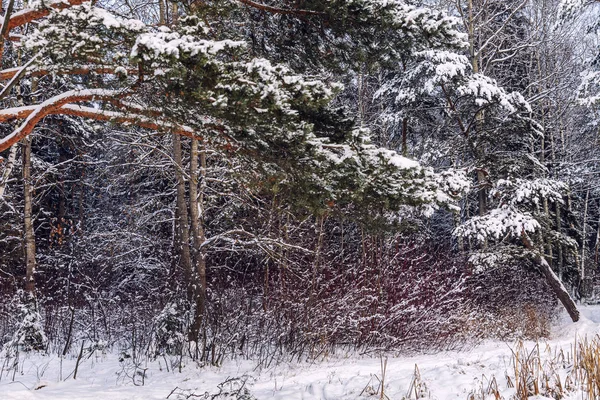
[{"left": 2, "top": 306, "right": 600, "bottom": 399}]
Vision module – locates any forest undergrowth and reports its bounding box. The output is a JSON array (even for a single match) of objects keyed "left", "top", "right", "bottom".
[{"left": 0, "top": 237, "right": 559, "bottom": 368}]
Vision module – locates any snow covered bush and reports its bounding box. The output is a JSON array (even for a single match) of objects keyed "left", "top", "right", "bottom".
[
  {"left": 1, "top": 292, "right": 47, "bottom": 355},
  {"left": 152, "top": 300, "right": 187, "bottom": 356}
]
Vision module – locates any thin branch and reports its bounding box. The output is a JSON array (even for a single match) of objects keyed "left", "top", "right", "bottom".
[
  {"left": 0, "top": 143, "right": 17, "bottom": 199},
  {"left": 237, "top": 0, "right": 325, "bottom": 16},
  {"left": 474, "top": 0, "right": 528, "bottom": 58},
  {"left": 0, "top": 51, "right": 41, "bottom": 101},
  {"left": 200, "top": 228, "right": 313, "bottom": 254}
]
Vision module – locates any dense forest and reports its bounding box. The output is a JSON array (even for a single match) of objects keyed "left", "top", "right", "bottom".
[{"left": 1, "top": 0, "right": 600, "bottom": 369}]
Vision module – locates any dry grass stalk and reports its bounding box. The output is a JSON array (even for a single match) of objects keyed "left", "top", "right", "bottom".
[{"left": 404, "top": 364, "right": 428, "bottom": 399}]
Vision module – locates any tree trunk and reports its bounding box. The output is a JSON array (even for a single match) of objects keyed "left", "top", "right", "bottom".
[
  {"left": 543, "top": 197, "right": 552, "bottom": 265},
  {"left": 538, "top": 254, "right": 580, "bottom": 322},
  {"left": 0, "top": 143, "right": 17, "bottom": 199},
  {"left": 159, "top": 0, "right": 165, "bottom": 25},
  {"left": 309, "top": 214, "right": 326, "bottom": 305},
  {"left": 78, "top": 177, "right": 84, "bottom": 233},
  {"left": 55, "top": 139, "right": 67, "bottom": 246},
  {"left": 171, "top": 2, "right": 178, "bottom": 25},
  {"left": 556, "top": 200, "right": 564, "bottom": 280},
  {"left": 594, "top": 204, "right": 600, "bottom": 264},
  {"left": 580, "top": 189, "right": 590, "bottom": 299},
  {"left": 173, "top": 134, "right": 193, "bottom": 307},
  {"left": 522, "top": 233, "right": 579, "bottom": 322},
  {"left": 401, "top": 117, "right": 408, "bottom": 157},
  {"left": 188, "top": 137, "right": 207, "bottom": 343},
  {"left": 466, "top": 0, "right": 487, "bottom": 217},
  {"left": 581, "top": 189, "right": 589, "bottom": 280},
  {"left": 454, "top": 210, "right": 464, "bottom": 252},
  {"left": 0, "top": 0, "right": 15, "bottom": 68},
  {"left": 23, "top": 136, "right": 36, "bottom": 295},
  {"left": 357, "top": 69, "right": 365, "bottom": 128}
]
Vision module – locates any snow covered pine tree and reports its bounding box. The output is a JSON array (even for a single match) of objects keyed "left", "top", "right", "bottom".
[{"left": 376, "top": 3, "right": 581, "bottom": 321}]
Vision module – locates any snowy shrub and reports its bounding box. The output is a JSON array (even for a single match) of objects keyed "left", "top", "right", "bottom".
[
  {"left": 152, "top": 299, "right": 188, "bottom": 356},
  {"left": 2, "top": 292, "right": 47, "bottom": 355}
]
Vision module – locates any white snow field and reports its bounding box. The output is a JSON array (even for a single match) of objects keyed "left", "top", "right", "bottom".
[{"left": 2, "top": 306, "right": 600, "bottom": 400}]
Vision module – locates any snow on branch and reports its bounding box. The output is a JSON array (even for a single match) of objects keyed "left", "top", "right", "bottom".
[
  {"left": 199, "top": 228, "right": 314, "bottom": 255},
  {"left": 307, "top": 128, "right": 469, "bottom": 215},
  {"left": 23, "top": 2, "right": 146, "bottom": 68},
  {"left": 0, "top": 52, "right": 41, "bottom": 101},
  {"left": 492, "top": 178, "right": 567, "bottom": 207},
  {"left": 375, "top": 51, "right": 530, "bottom": 117},
  {"left": 0, "top": 100, "right": 196, "bottom": 152},
  {"left": 132, "top": 29, "right": 245, "bottom": 61},
  {"left": 454, "top": 206, "right": 540, "bottom": 244},
  {"left": 576, "top": 70, "right": 600, "bottom": 107},
  {"left": 375, "top": 50, "right": 471, "bottom": 104},
  {"left": 557, "top": 0, "right": 586, "bottom": 23},
  {"left": 0, "top": 89, "right": 124, "bottom": 152},
  {"left": 457, "top": 74, "right": 531, "bottom": 113}
]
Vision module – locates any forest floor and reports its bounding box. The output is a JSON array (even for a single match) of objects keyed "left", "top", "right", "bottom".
[{"left": 1, "top": 307, "right": 600, "bottom": 399}]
